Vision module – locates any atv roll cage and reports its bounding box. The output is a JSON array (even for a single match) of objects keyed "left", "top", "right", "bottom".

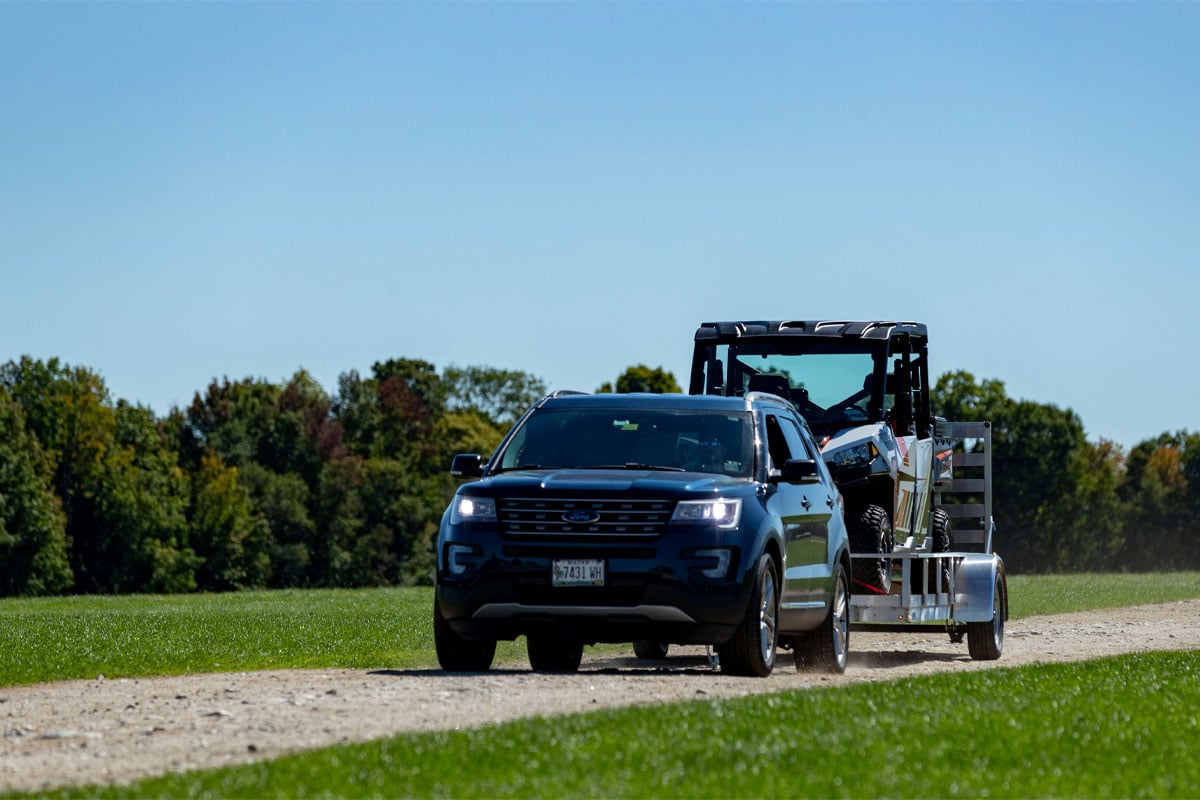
[{"left": 690, "top": 320, "right": 934, "bottom": 439}]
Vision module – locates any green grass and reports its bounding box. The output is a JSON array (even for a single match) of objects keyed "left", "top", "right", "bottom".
[
  {"left": 35, "top": 650, "right": 1200, "bottom": 799},
  {"left": 4, "top": 574, "right": 1200, "bottom": 798},
  {"left": 1006, "top": 571, "right": 1200, "bottom": 618},
  {"left": 0, "top": 588, "right": 522, "bottom": 687},
  {"left": 2, "top": 573, "right": 1199, "bottom": 688}
]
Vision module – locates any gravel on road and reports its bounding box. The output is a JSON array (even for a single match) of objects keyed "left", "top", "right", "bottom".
[{"left": 3, "top": 599, "right": 1198, "bottom": 794}]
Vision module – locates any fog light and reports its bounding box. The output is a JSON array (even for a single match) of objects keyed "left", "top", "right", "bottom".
[{"left": 694, "top": 548, "right": 732, "bottom": 579}]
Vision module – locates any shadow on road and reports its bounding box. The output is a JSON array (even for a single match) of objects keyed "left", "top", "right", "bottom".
[{"left": 368, "top": 645, "right": 966, "bottom": 678}]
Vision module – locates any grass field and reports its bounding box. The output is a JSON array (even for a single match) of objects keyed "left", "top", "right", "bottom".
[
  {"left": 3, "top": 573, "right": 1199, "bottom": 799},
  {"left": 2, "top": 572, "right": 1199, "bottom": 687},
  {"left": 33, "top": 650, "right": 1200, "bottom": 799}
]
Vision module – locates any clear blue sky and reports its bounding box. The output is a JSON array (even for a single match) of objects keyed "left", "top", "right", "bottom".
[{"left": 2, "top": 2, "right": 1196, "bottom": 449}]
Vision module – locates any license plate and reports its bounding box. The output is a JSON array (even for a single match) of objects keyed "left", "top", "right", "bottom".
[{"left": 552, "top": 559, "right": 605, "bottom": 587}]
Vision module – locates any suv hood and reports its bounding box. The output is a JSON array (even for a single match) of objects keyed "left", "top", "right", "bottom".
[{"left": 473, "top": 468, "right": 753, "bottom": 496}]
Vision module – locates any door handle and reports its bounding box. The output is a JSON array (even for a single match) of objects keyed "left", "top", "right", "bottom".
[
  {"left": 826, "top": 496, "right": 835, "bottom": 508},
  {"left": 801, "top": 496, "right": 812, "bottom": 510}
]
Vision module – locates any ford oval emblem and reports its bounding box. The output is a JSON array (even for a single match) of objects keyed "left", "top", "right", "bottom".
[{"left": 563, "top": 509, "right": 602, "bottom": 524}]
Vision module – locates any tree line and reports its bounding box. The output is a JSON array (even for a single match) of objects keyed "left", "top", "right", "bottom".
[
  {"left": 0, "top": 356, "right": 545, "bottom": 596},
  {"left": 0, "top": 357, "right": 1194, "bottom": 597},
  {"left": 934, "top": 371, "right": 1199, "bottom": 574}
]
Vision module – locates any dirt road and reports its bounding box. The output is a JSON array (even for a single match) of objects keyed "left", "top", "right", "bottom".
[{"left": 3, "top": 599, "right": 1198, "bottom": 794}]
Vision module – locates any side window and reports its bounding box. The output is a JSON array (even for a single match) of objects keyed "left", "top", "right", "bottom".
[
  {"left": 784, "top": 416, "right": 836, "bottom": 484},
  {"left": 764, "top": 414, "right": 792, "bottom": 470},
  {"left": 779, "top": 416, "right": 816, "bottom": 462}
]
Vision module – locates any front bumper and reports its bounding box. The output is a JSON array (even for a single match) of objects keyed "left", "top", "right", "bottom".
[{"left": 436, "top": 535, "right": 752, "bottom": 644}]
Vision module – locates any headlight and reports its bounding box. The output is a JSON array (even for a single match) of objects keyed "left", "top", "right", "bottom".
[
  {"left": 449, "top": 495, "right": 497, "bottom": 524},
  {"left": 827, "top": 442, "right": 877, "bottom": 469},
  {"left": 671, "top": 498, "right": 742, "bottom": 529}
]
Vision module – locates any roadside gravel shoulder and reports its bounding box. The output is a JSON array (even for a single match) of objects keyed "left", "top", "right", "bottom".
[{"left": 3, "top": 599, "right": 1199, "bottom": 794}]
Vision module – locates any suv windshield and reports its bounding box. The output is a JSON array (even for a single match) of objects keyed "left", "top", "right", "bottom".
[
  {"left": 495, "top": 407, "right": 755, "bottom": 478},
  {"left": 698, "top": 343, "right": 884, "bottom": 431}
]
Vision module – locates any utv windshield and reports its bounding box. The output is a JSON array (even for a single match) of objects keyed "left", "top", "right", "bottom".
[
  {"left": 695, "top": 342, "right": 886, "bottom": 431},
  {"left": 494, "top": 407, "right": 754, "bottom": 478}
]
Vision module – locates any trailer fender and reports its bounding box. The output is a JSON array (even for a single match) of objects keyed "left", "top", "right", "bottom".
[{"left": 953, "top": 554, "right": 1004, "bottom": 623}]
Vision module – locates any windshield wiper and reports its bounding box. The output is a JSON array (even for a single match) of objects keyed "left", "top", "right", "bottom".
[
  {"left": 579, "top": 463, "right": 686, "bottom": 472},
  {"left": 489, "top": 463, "right": 547, "bottom": 474}
]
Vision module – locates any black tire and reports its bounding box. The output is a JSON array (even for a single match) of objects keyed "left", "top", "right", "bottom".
[
  {"left": 717, "top": 553, "right": 779, "bottom": 677},
  {"left": 911, "top": 508, "right": 953, "bottom": 594},
  {"left": 434, "top": 596, "right": 496, "bottom": 672},
  {"left": 967, "top": 571, "right": 1006, "bottom": 660},
  {"left": 527, "top": 637, "right": 584, "bottom": 673},
  {"left": 930, "top": 507, "right": 953, "bottom": 593},
  {"left": 850, "top": 504, "right": 893, "bottom": 593},
  {"left": 795, "top": 561, "right": 850, "bottom": 674},
  {"left": 632, "top": 640, "right": 670, "bottom": 660}
]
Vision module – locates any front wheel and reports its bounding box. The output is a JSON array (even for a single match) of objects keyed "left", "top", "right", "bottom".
[
  {"left": 717, "top": 553, "right": 779, "bottom": 677},
  {"left": 434, "top": 596, "right": 496, "bottom": 672},
  {"left": 795, "top": 562, "right": 849, "bottom": 674},
  {"left": 527, "top": 637, "right": 584, "bottom": 673},
  {"left": 850, "top": 504, "right": 893, "bottom": 593},
  {"left": 632, "top": 640, "right": 670, "bottom": 660}
]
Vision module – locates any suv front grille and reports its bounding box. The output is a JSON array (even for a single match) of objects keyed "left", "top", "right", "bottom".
[{"left": 498, "top": 498, "right": 675, "bottom": 540}]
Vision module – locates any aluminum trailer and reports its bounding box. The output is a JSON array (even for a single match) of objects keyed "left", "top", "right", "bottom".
[{"left": 848, "top": 420, "right": 1008, "bottom": 660}]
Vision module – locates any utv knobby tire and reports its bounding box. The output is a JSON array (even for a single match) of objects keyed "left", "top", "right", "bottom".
[
  {"left": 632, "top": 640, "right": 670, "bottom": 660},
  {"left": 434, "top": 597, "right": 496, "bottom": 672},
  {"left": 930, "top": 507, "right": 953, "bottom": 593},
  {"left": 795, "top": 562, "right": 849, "bottom": 674},
  {"left": 850, "top": 504, "right": 894, "bottom": 593},
  {"left": 717, "top": 553, "right": 779, "bottom": 677},
  {"left": 527, "top": 637, "right": 584, "bottom": 673},
  {"left": 911, "top": 507, "right": 953, "bottom": 594}
]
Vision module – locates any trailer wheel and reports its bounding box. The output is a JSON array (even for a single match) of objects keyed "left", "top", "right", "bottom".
[
  {"left": 850, "top": 504, "right": 893, "bottom": 593},
  {"left": 967, "top": 571, "right": 1006, "bottom": 660},
  {"left": 717, "top": 553, "right": 779, "bottom": 677},
  {"left": 434, "top": 596, "right": 496, "bottom": 672},
  {"left": 795, "top": 561, "right": 849, "bottom": 674},
  {"left": 632, "top": 640, "right": 670, "bottom": 660}
]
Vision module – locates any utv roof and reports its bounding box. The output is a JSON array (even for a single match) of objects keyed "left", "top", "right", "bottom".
[{"left": 694, "top": 320, "right": 927, "bottom": 341}]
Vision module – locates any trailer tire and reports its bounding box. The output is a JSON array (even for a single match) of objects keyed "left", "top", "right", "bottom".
[
  {"left": 850, "top": 504, "right": 893, "bottom": 593},
  {"left": 434, "top": 597, "right": 496, "bottom": 672},
  {"left": 795, "top": 561, "right": 849, "bottom": 674},
  {"left": 632, "top": 640, "right": 670, "bottom": 660},
  {"left": 717, "top": 553, "right": 779, "bottom": 677},
  {"left": 967, "top": 571, "right": 1006, "bottom": 660}
]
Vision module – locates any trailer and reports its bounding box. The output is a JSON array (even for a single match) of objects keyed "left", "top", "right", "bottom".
[
  {"left": 849, "top": 420, "right": 1007, "bottom": 659},
  {"left": 689, "top": 321, "right": 1008, "bottom": 660}
]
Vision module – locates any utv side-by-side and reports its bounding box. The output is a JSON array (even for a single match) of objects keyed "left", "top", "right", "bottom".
[{"left": 690, "top": 320, "right": 1006, "bottom": 658}]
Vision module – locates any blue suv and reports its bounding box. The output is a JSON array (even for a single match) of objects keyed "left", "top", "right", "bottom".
[{"left": 435, "top": 391, "right": 852, "bottom": 676}]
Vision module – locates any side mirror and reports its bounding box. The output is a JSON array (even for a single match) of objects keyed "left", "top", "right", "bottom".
[
  {"left": 778, "top": 458, "right": 821, "bottom": 485},
  {"left": 450, "top": 453, "right": 484, "bottom": 478}
]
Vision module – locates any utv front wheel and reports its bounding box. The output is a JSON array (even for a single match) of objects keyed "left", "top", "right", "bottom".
[
  {"left": 717, "top": 553, "right": 779, "bottom": 677},
  {"left": 434, "top": 597, "right": 496, "bottom": 672},
  {"left": 850, "top": 504, "right": 893, "bottom": 593}
]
